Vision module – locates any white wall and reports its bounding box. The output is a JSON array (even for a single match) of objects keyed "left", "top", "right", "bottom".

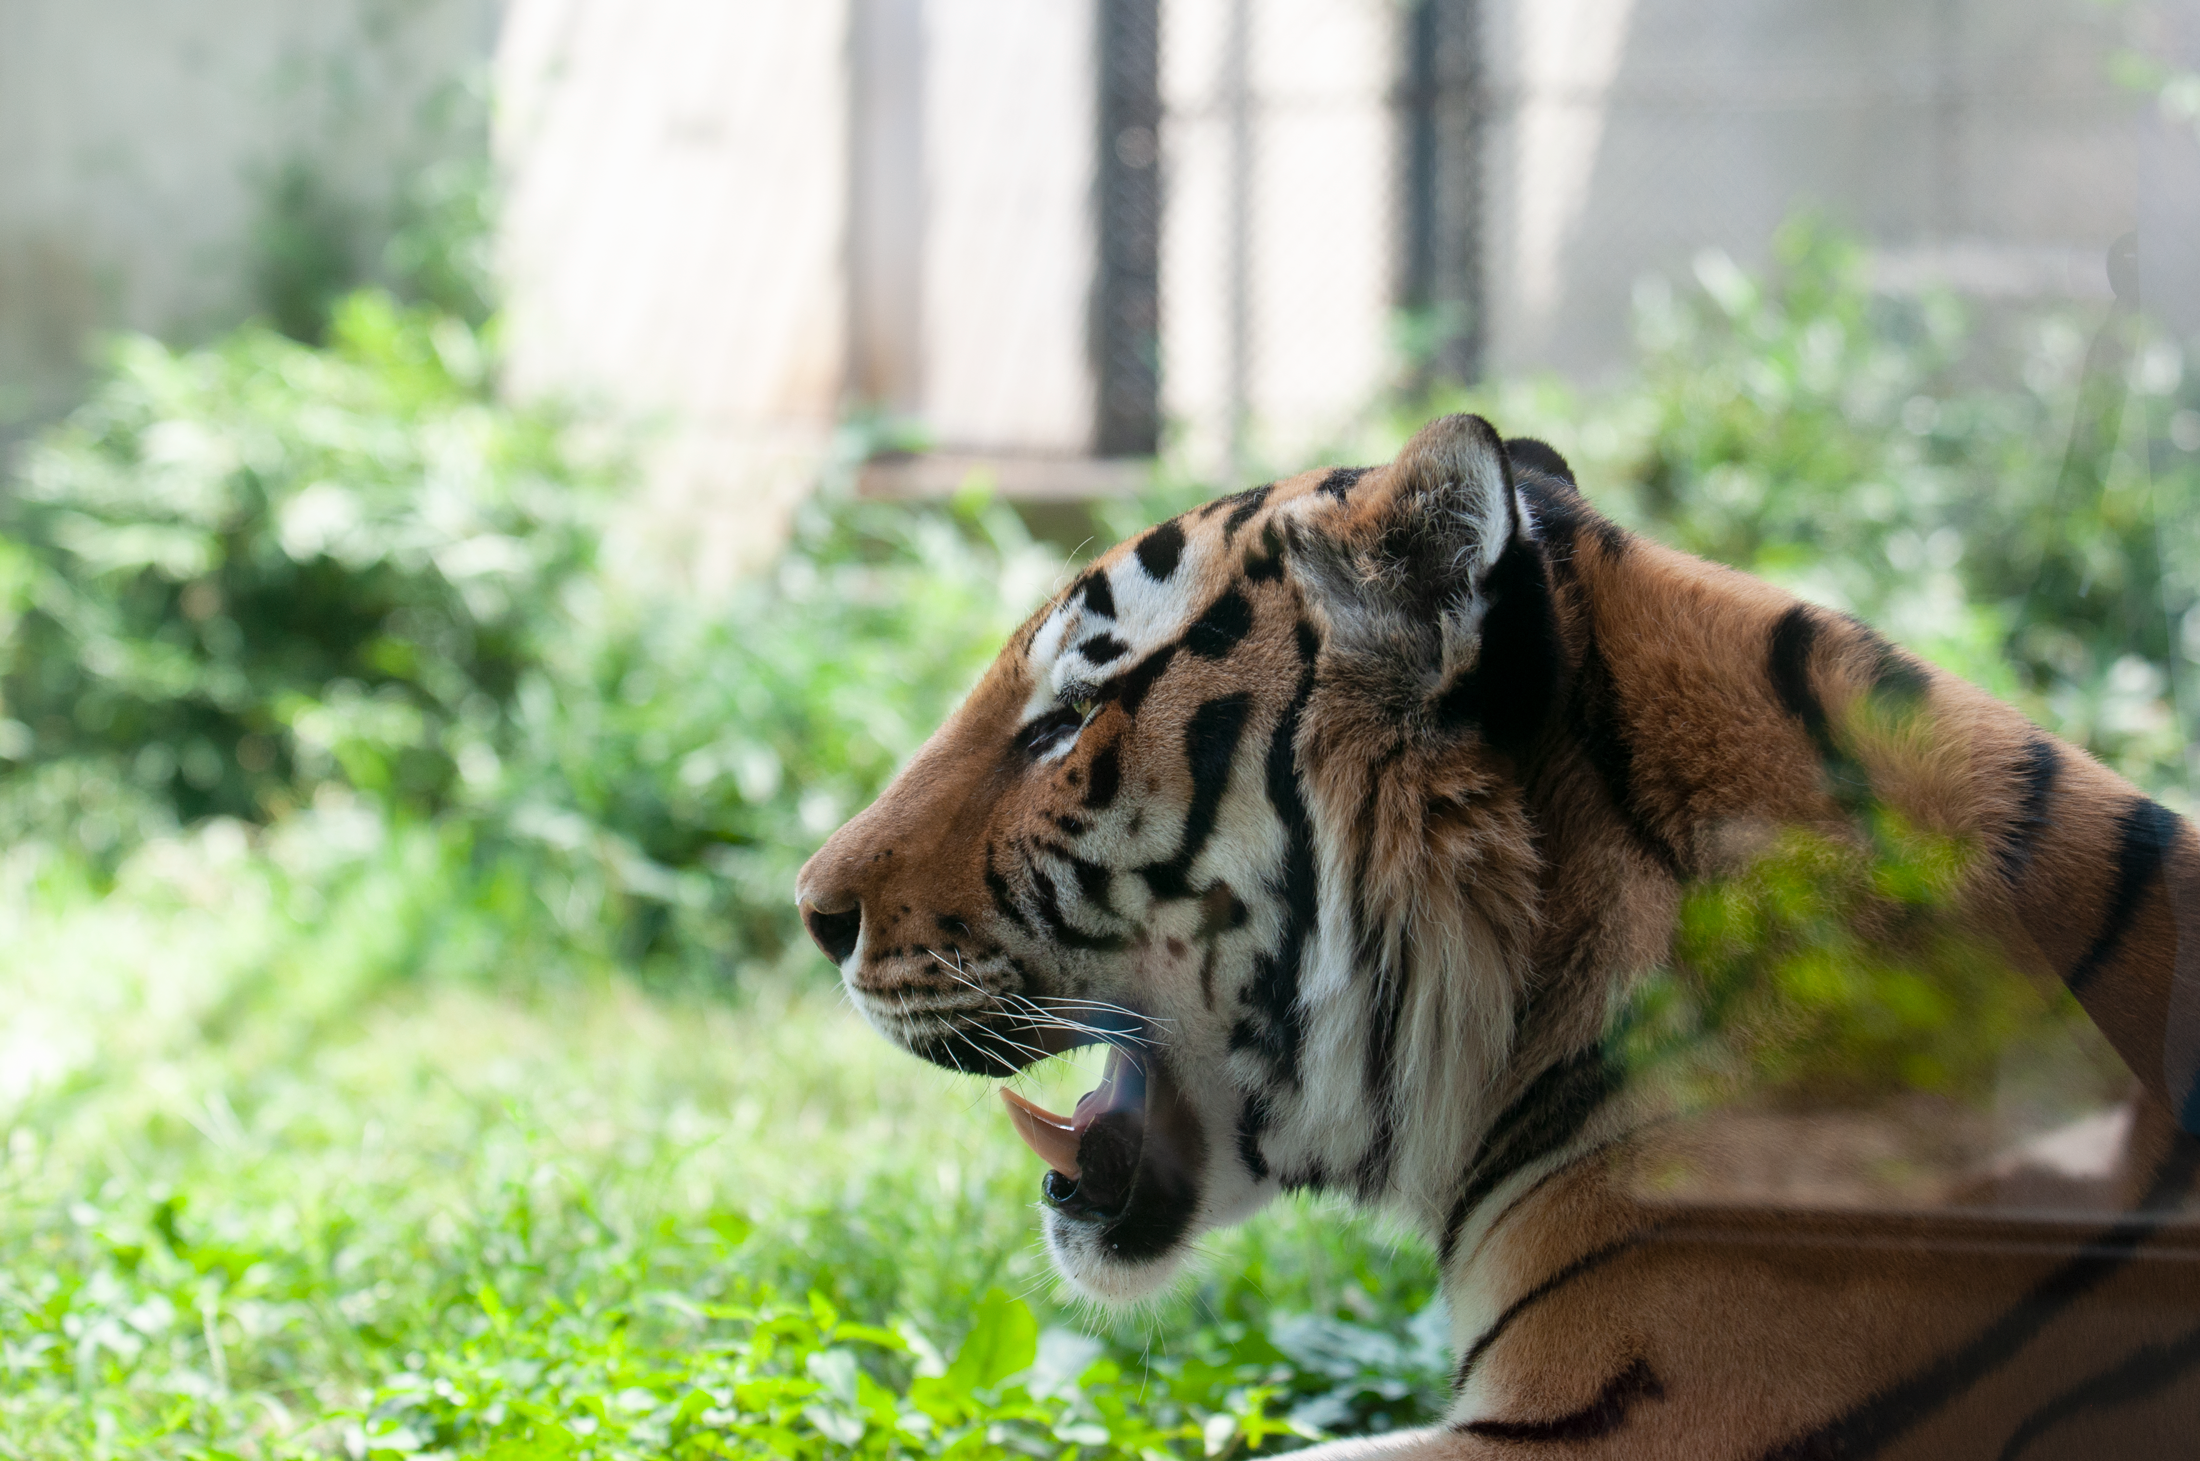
[
  {"left": 0, "top": 0, "right": 495, "bottom": 440},
  {"left": 495, "top": 0, "right": 1101, "bottom": 578},
  {"left": 5, "top": 0, "right": 2167, "bottom": 549},
  {"left": 921, "top": 0, "right": 1096, "bottom": 455},
  {"left": 1161, "top": 0, "right": 1396, "bottom": 481},
  {"left": 1483, "top": 0, "right": 2146, "bottom": 379},
  {"left": 495, "top": 0, "right": 849, "bottom": 586}
]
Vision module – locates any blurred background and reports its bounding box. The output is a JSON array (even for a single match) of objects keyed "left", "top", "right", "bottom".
[{"left": 7, "top": 1, "right": 2200, "bottom": 1456}]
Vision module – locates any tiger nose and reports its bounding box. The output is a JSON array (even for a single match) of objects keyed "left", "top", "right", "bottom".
[
  {"left": 796, "top": 845, "right": 869, "bottom": 966},
  {"left": 802, "top": 895, "right": 863, "bottom": 965}
]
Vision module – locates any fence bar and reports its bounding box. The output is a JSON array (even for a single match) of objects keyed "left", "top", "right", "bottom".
[
  {"left": 1400, "top": 0, "right": 1484, "bottom": 385},
  {"left": 1093, "top": 0, "right": 1162, "bottom": 456}
]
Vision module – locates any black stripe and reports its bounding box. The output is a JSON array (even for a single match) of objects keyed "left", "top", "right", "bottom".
[
  {"left": 1228, "top": 630, "right": 1320, "bottom": 1091},
  {"left": 1767, "top": 604, "right": 1827, "bottom": 738},
  {"left": 1135, "top": 520, "right": 1186, "bottom": 580},
  {"left": 1453, "top": 1232, "right": 1650, "bottom": 1391},
  {"left": 1520, "top": 477, "right": 1624, "bottom": 569},
  {"left": 1200, "top": 483, "right": 1264, "bottom": 520},
  {"left": 1235, "top": 1091, "right": 1274, "bottom": 1180},
  {"left": 2065, "top": 797, "right": 2178, "bottom": 997},
  {"left": 983, "top": 849, "right": 1032, "bottom": 934},
  {"left": 1185, "top": 588, "right": 1254, "bottom": 660},
  {"left": 1344, "top": 748, "right": 1401, "bottom": 953},
  {"left": 1503, "top": 436, "right": 1577, "bottom": 487},
  {"left": 1767, "top": 604, "right": 1875, "bottom": 815},
  {"left": 1135, "top": 694, "right": 1252, "bottom": 900},
  {"left": 1328, "top": 742, "right": 1404, "bottom": 1172},
  {"left": 1057, "top": 846, "right": 1118, "bottom": 916},
  {"left": 1027, "top": 853, "right": 1127, "bottom": 952},
  {"left": 1078, "top": 633, "right": 1128, "bottom": 665},
  {"left": 1460, "top": 1356, "right": 1664, "bottom": 1443},
  {"left": 1082, "top": 741, "right": 1122, "bottom": 809},
  {"left": 1345, "top": 733, "right": 1426, "bottom": 1189},
  {"left": 1221, "top": 483, "right": 1273, "bottom": 542},
  {"left": 1458, "top": 1129, "right": 1638, "bottom": 1274},
  {"left": 1571, "top": 632, "right": 1684, "bottom": 877},
  {"left": 1757, "top": 1139, "right": 2200, "bottom": 1460},
  {"left": 1242, "top": 520, "right": 1286, "bottom": 582},
  {"left": 1318, "top": 466, "right": 1369, "bottom": 499},
  {"left": 1106, "top": 643, "right": 1177, "bottom": 717},
  {"left": 1997, "top": 737, "right": 2061, "bottom": 885},
  {"left": 1432, "top": 534, "right": 1561, "bottom": 756},
  {"left": 1438, "top": 1050, "right": 1621, "bottom": 1264},
  {"left": 1996, "top": 1319, "right": 2200, "bottom": 1461},
  {"left": 1861, "top": 625, "right": 1931, "bottom": 709},
  {"left": 1078, "top": 569, "right": 1116, "bottom": 619},
  {"left": 1352, "top": 931, "right": 1409, "bottom": 1198}
]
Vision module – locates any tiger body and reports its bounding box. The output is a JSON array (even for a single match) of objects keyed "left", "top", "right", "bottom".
[{"left": 798, "top": 416, "right": 2200, "bottom": 1457}]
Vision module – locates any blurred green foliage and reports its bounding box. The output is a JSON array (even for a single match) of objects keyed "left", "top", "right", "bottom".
[
  {"left": 0, "top": 293, "right": 593, "bottom": 844},
  {"left": 1600, "top": 223, "right": 2192, "bottom": 1105},
  {"left": 0, "top": 291, "right": 1055, "bottom": 977},
  {"left": 1618, "top": 815, "right": 2085, "bottom": 1110},
  {"left": 1627, "top": 224, "right": 2200, "bottom": 785},
  {"left": 1459, "top": 220, "right": 2200, "bottom": 792}
]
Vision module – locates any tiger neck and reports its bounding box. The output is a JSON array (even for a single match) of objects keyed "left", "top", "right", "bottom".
[{"left": 1411, "top": 517, "right": 1832, "bottom": 1262}]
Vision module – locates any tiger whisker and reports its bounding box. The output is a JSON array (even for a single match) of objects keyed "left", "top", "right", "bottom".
[
  {"left": 929, "top": 967, "right": 1055, "bottom": 1070},
  {"left": 1019, "top": 993, "right": 1174, "bottom": 1023},
  {"left": 992, "top": 1002, "right": 1131, "bottom": 1051},
  {"left": 1019, "top": 992, "right": 1176, "bottom": 1030},
  {"left": 995, "top": 992, "right": 1157, "bottom": 1051}
]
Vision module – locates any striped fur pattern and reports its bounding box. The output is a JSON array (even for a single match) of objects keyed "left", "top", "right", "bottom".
[{"left": 797, "top": 416, "right": 2200, "bottom": 1456}]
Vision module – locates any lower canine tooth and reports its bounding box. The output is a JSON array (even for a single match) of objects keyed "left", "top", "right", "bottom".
[{"left": 1000, "top": 1087, "right": 1082, "bottom": 1178}]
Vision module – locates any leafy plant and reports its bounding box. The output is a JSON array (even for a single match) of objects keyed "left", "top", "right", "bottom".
[
  {"left": 0, "top": 293, "right": 595, "bottom": 851},
  {"left": 0, "top": 292, "right": 1066, "bottom": 975}
]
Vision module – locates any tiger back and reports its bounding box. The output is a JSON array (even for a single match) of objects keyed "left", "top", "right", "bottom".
[{"left": 798, "top": 414, "right": 2200, "bottom": 1458}]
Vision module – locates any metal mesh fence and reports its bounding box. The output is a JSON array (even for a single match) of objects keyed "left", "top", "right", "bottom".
[{"left": 1117, "top": 0, "right": 2158, "bottom": 482}]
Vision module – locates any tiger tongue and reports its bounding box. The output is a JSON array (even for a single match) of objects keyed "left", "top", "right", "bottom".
[
  {"left": 1000, "top": 1048, "right": 1138, "bottom": 1180},
  {"left": 1000, "top": 1088, "right": 1082, "bottom": 1177}
]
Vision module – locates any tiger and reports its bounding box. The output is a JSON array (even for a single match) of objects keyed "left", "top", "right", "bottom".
[{"left": 797, "top": 414, "right": 2200, "bottom": 1457}]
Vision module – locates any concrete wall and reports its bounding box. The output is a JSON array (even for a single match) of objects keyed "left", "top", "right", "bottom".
[
  {"left": 1484, "top": 0, "right": 2148, "bottom": 379},
  {"left": 495, "top": 0, "right": 848, "bottom": 585},
  {"left": 496, "top": 0, "right": 1099, "bottom": 580},
  {"left": 1161, "top": 0, "right": 1396, "bottom": 481},
  {"left": 0, "top": 0, "right": 496, "bottom": 441},
  {"left": 1151, "top": 0, "right": 2151, "bottom": 476}
]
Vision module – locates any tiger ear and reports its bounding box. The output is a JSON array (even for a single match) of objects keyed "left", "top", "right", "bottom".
[
  {"left": 1288, "top": 413, "right": 1528, "bottom": 680},
  {"left": 1504, "top": 435, "right": 1575, "bottom": 486}
]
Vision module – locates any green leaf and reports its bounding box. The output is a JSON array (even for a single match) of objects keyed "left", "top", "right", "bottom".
[{"left": 944, "top": 1290, "right": 1039, "bottom": 1393}]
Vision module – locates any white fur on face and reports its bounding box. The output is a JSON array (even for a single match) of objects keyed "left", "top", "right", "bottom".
[{"left": 1018, "top": 536, "right": 1210, "bottom": 727}]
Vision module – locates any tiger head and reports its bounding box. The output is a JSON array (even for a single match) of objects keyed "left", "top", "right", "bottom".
[{"left": 797, "top": 415, "right": 1567, "bottom": 1301}]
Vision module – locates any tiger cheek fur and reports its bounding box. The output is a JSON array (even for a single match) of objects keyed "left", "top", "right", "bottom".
[{"left": 804, "top": 413, "right": 2200, "bottom": 1455}]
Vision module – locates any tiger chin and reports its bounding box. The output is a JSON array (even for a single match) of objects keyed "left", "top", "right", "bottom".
[{"left": 799, "top": 414, "right": 2200, "bottom": 1457}]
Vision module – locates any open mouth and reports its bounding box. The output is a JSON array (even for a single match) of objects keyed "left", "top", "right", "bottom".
[{"left": 997, "top": 1042, "right": 1205, "bottom": 1260}]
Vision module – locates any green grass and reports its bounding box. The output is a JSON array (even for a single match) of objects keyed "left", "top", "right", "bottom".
[{"left": 0, "top": 812, "right": 1448, "bottom": 1459}]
